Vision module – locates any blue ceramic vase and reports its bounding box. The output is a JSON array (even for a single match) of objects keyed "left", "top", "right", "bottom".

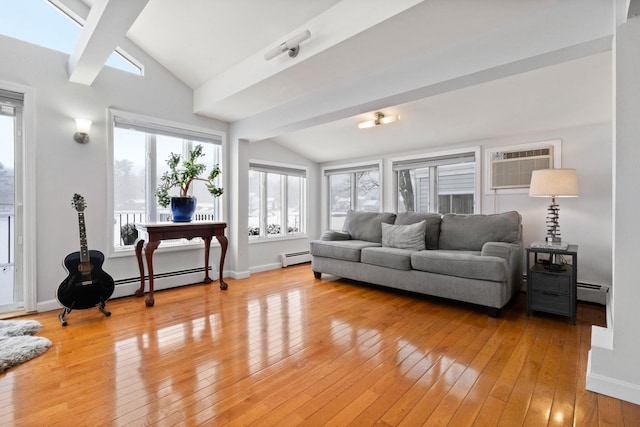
[{"left": 170, "top": 197, "right": 197, "bottom": 222}]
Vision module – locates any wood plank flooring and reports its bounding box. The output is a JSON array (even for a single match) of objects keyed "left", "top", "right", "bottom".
[{"left": 1, "top": 264, "right": 638, "bottom": 426}]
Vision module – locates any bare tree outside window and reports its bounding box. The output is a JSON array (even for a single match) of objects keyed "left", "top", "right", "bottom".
[
  {"left": 395, "top": 159, "right": 475, "bottom": 214},
  {"left": 328, "top": 168, "right": 381, "bottom": 229},
  {"left": 0, "top": 162, "right": 14, "bottom": 206},
  {"left": 356, "top": 171, "right": 380, "bottom": 211},
  {"left": 398, "top": 169, "right": 415, "bottom": 212}
]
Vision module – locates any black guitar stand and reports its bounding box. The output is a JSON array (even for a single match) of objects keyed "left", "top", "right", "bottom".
[{"left": 58, "top": 300, "right": 111, "bottom": 326}]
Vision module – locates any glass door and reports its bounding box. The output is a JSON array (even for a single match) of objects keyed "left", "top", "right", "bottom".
[{"left": 0, "top": 89, "right": 23, "bottom": 313}]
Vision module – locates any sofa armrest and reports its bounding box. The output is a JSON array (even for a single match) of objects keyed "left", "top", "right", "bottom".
[
  {"left": 482, "top": 241, "right": 523, "bottom": 294},
  {"left": 321, "top": 230, "right": 352, "bottom": 241},
  {"left": 481, "top": 242, "right": 518, "bottom": 261}
]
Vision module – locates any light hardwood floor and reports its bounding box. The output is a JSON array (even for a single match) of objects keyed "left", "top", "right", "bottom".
[{"left": 1, "top": 264, "right": 638, "bottom": 426}]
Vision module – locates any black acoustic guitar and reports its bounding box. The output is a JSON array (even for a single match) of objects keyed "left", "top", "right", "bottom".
[{"left": 57, "top": 194, "right": 114, "bottom": 326}]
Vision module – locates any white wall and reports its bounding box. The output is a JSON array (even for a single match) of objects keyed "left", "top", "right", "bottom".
[
  {"left": 246, "top": 139, "right": 321, "bottom": 273},
  {"left": 587, "top": 11, "right": 640, "bottom": 405},
  {"left": 0, "top": 35, "right": 229, "bottom": 311}
]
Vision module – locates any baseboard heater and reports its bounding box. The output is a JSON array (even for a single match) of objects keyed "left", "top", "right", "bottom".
[
  {"left": 577, "top": 282, "right": 609, "bottom": 305},
  {"left": 281, "top": 251, "right": 311, "bottom": 267}
]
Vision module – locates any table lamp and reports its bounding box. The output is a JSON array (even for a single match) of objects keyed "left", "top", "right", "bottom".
[{"left": 529, "top": 168, "right": 579, "bottom": 244}]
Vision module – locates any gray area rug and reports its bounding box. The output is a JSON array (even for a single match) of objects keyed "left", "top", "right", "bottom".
[{"left": 0, "top": 320, "right": 51, "bottom": 373}]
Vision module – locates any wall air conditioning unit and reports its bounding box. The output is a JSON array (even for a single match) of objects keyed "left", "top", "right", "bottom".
[
  {"left": 489, "top": 146, "right": 554, "bottom": 190},
  {"left": 281, "top": 251, "right": 311, "bottom": 267}
]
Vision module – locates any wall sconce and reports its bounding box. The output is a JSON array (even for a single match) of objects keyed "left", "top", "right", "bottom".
[
  {"left": 264, "top": 30, "right": 311, "bottom": 60},
  {"left": 74, "top": 118, "right": 92, "bottom": 144},
  {"left": 358, "top": 112, "right": 400, "bottom": 129},
  {"left": 529, "top": 168, "right": 579, "bottom": 244}
]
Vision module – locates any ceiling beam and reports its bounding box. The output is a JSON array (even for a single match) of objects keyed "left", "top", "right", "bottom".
[
  {"left": 67, "top": 0, "right": 149, "bottom": 85},
  {"left": 194, "top": 0, "right": 423, "bottom": 121}
]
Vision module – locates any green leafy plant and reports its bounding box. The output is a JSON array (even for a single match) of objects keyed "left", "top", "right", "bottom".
[{"left": 155, "top": 144, "right": 223, "bottom": 208}]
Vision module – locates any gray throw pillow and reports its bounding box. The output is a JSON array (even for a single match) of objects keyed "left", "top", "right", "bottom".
[{"left": 381, "top": 220, "right": 427, "bottom": 251}]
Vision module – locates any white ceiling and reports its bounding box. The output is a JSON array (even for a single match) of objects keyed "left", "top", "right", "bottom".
[{"left": 74, "top": 0, "right": 614, "bottom": 163}]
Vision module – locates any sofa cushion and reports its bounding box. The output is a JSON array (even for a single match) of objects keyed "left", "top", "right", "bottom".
[
  {"left": 411, "top": 250, "right": 509, "bottom": 282},
  {"left": 310, "top": 240, "right": 381, "bottom": 262},
  {"left": 394, "top": 212, "right": 442, "bottom": 249},
  {"left": 361, "top": 247, "right": 413, "bottom": 271},
  {"left": 381, "top": 221, "right": 426, "bottom": 251},
  {"left": 439, "top": 211, "right": 522, "bottom": 251},
  {"left": 342, "top": 210, "right": 397, "bottom": 243}
]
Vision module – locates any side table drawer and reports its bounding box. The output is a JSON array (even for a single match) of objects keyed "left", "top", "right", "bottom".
[
  {"left": 531, "top": 291, "right": 571, "bottom": 315},
  {"left": 529, "top": 271, "right": 571, "bottom": 295}
]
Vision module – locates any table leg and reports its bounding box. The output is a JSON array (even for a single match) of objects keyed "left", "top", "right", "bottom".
[
  {"left": 144, "top": 240, "right": 160, "bottom": 306},
  {"left": 526, "top": 251, "right": 531, "bottom": 316},
  {"left": 216, "top": 235, "right": 228, "bottom": 290},
  {"left": 134, "top": 239, "right": 146, "bottom": 297},
  {"left": 203, "top": 236, "right": 213, "bottom": 284}
]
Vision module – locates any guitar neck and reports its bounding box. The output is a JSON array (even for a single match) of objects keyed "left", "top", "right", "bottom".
[{"left": 78, "top": 211, "right": 90, "bottom": 263}]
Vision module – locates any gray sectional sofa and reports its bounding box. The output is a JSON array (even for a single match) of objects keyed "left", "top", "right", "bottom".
[{"left": 310, "top": 210, "right": 523, "bottom": 317}]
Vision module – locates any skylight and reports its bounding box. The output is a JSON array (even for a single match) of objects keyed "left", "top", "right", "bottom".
[{"left": 0, "top": 0, "right": 141, "bottom": 76}]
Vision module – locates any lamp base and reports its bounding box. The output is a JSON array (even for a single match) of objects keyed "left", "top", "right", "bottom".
[{"left": 545, "top": 197, "right": 561, "bottom": 244}]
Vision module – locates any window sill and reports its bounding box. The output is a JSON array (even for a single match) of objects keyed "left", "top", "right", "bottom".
[
  {"left": 109, "top": 238, "right": 220, "bottom": 259},
  {"left": 249, "top": 234, "right": 309, "bottom": 245}
]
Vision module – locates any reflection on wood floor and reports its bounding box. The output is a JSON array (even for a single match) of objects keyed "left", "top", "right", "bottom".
[{"left": 1, "top": 264, "right": 638, "bottom": 425}]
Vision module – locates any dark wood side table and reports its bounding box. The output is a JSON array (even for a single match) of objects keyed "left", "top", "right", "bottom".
[
  {"left": 134, "top": 222, "right": 228, "bottom": 306},
  {"left": 526, "top": 244, "right": 578, "bottom": 324}
]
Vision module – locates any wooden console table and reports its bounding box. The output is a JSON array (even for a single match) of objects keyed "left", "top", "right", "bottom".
[{"left": 134, "top": 222, "right": 228, "bottom": 306}]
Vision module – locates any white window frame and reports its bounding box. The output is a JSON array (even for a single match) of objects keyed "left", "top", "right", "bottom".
[
  {"left": 388, "top": 147, "right": 480, "bottom": 214},
  {"left": 248, "top": 160, "right": 308, "bottom": 241},
  {"left": 322, "top": 160, "right": 383, "bottom": 230},
  {"left": 0, "top": 83, "right": 37, "bottom": 312},
  {"left": 107, "top": 109, "right": 225, "bottom": 256}
]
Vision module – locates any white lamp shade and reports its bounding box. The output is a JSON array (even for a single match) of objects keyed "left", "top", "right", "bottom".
[
  {"left": 529, "top": 168, "right": 579, "bottom": 197},
  {"left": 75, "top": 118, "right": 92, "bottom": 134}
]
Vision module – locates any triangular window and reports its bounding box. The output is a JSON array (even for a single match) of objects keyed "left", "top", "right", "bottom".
[{"left": 0, "top": 0, "right": 142, "bottom": 75}]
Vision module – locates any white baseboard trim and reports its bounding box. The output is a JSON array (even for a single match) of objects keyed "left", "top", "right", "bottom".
[
  {"left": 228, "top": 270, "right": 250, "bottom": 280},
  {"left": 249, "top": 263, "right": 281, "bottom": 274},
  {"left": 37, "top": 270, "right": 216, "bottom": 314},
  {"left": 587, "top": 350, "right": 640, "bottom": 405}
]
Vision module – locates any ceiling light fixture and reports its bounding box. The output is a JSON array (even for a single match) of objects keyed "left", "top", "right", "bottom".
[
  {"left": 358, "top": 112, "right": 400, "bottom": 129},
  {"left": 264, "top": 30, "right": 311, "bottom": 61}
]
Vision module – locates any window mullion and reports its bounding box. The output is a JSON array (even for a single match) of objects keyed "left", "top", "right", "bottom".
[
  {"left": 350, "top": 172, "right": 357, "bottom": 210},
  {"left": 300, "top": 177, "right": 306, "bottom": 235},
  {"left": 280, "top": 175, "right": 289, "bottom": 236},
  {"left": 429, "top": 166, "right": 438, "bottom": 213},
  {"left": 260, "top": 172, "right": 267, "bottom": 238},
  {"left": 146, "top": 134, "right": 157, "bottom": 222}
]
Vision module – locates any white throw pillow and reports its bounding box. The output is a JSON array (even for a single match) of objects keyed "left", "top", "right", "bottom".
[{"left": 381, "top": 220, "right": 426, "bottom": 251}]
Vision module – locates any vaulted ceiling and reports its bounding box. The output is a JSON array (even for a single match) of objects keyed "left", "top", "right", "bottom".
[{"left": 69, "top": 0, "right": 614, "bottom": 162}]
